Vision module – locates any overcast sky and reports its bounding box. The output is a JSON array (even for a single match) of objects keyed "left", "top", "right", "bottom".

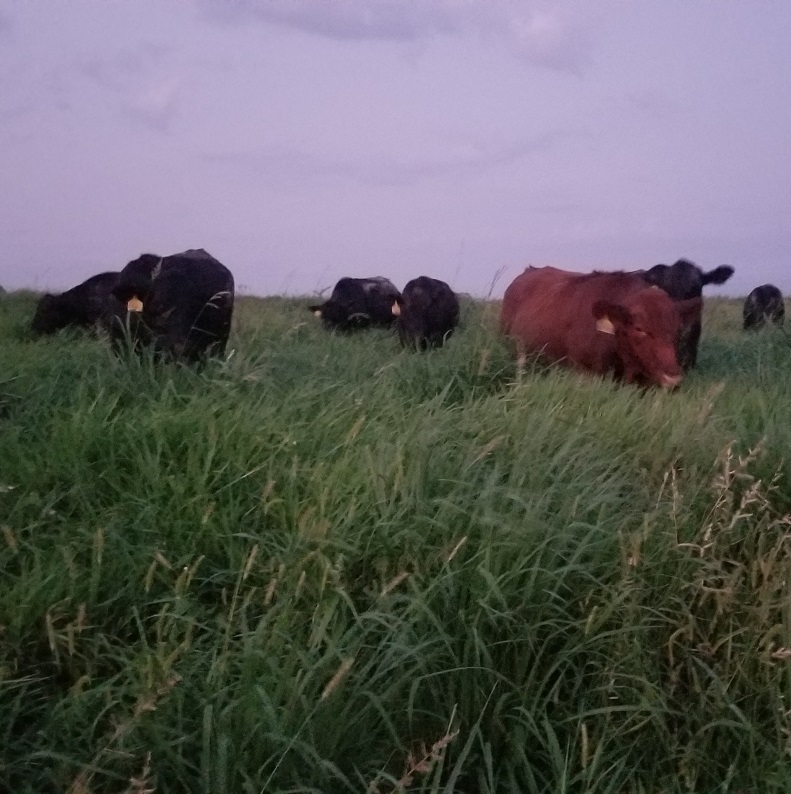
[{"left": 1, "top": 1, "right": 789, "bottom": 297}]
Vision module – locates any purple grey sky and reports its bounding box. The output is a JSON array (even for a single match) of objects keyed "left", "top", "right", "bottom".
[{"left": 1, "top": 1, "right": 789, "bottom": 297}]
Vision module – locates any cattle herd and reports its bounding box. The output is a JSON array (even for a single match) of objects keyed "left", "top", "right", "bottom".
[{"left": 19, "top": 248, "right": 786, "bottom": 389}]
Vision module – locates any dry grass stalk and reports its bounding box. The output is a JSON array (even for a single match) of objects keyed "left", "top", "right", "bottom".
[
  {"left": 320, "top": 656, "right": 355, "bottom": 701},
  {"left": 69, "top": 674, "right": 180, "bottom": 794},
  {"left": 443, "top": 535, "right": 468, "bottom": 563},
  {"left": 126, "top": 752, "right": 154, "bottom": 794},
  {"left": 380, "top": 571, "right": 410, "bottom": 597},
  {"left": 368, "top": 729, "right": 459, "bottom": 793},
  {"left": 2, "top": 524, "right": 17, "bottom": 553}
]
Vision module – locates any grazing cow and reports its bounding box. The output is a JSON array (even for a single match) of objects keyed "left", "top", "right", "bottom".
[
  {"left": 392, "top": 276, "right": 460, "bottom": 350},
  {"left": 31, "top": 271, "right": 126, "bottom": 335},
  {"left": 640, "top": 259, "right": 734, "bottom": 369},
  {"left": 743, "top": 284, "right": 784, "bottom": 330},
  {"left": 309, "top": 277, "right": 401, "bottom": 331},
  {"left": 112, "top": 248, "right": 234, "bottom": 361},
  {"left": 500, "top": 266, "right": 702, "bottom": 389}
]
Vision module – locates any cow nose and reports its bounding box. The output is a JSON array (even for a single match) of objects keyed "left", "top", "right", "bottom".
[{"left": 659, "top": 372, "right": 683, "bottom": 389}]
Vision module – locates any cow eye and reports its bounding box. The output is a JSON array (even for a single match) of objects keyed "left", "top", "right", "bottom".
[{"left": 633, "top": 326, "right": 648, "bottom": 337}]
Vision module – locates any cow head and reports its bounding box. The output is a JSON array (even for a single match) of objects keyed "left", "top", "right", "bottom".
[
  {"left": 643, "top": 259, "right": 734, "bottom": 300},
  {"left": 113, "top": 254, "right": 161, "bottom": 303},
  {"left": 308, "top": 300, "right": 347, "bottom": 325},
  {"left": 592, "top": 291, "right": 702, "bottom": 388},
  {"left": 30, "top": 293, "right": 80, "bottom": 335}
]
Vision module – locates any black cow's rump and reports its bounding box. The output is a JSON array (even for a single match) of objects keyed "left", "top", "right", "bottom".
[
  {"left": 309, "top": 277, "right": 400, "bottom": 331},
  {"left": 641, "top": 258, "right": 734, "bottom": 369},
  {"left": 743, "top": 284, "right": 784, "bottom": 330},
  {"left": 112, "top": 248, "right": 234, "bottom": 361},
  {"left": 31, "top": 271, "right": 126, "bottom": 335},
  {"left": 394, "top": 276, "right": 459, "bottom": 350}
]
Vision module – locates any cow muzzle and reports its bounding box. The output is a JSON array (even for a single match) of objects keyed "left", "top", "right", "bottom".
[{"left": 659, "top": 372, "right": 683, "bottom": 389}]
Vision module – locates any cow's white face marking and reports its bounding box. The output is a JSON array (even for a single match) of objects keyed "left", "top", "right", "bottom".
[
  {"left": 313, "top": 309, "right": 322, "bottom": 318},
  {"left": 596, "top": 316, "right": 615, "bottom": 334},
  {"left": 391, "top": 301, "right": 401, "bottom": 316},
  {"left": 127, "top": 298, "right": 143, "bottom": 312}
]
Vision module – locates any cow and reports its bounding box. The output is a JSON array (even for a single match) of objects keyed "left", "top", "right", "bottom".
[
  {"left": 31, "top": 271, "right": 126, "bottom": 335},
  {"left": 500, "top": 267, "right": 702, "bottom": 389},
  {"left": 640, "top": 259, "right": 734, "bottom": 369},
  {"left": 392, "top": 276, "right": 460, "bottom": 350},
  {"left": 743, "top": 284, "right": 784, "bottom": 330},
  {"left": 111, "top": 248, "right": 234, "bottom": 362},
  {"left": 309, "top": 277, "right": 400, "bottom": 331}
]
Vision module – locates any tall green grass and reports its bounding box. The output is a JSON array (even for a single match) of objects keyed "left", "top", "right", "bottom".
[{"left": 1, "top": 292, "right": 791, "bottom": 792}]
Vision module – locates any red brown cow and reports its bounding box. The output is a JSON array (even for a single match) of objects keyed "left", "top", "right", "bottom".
[{"left": 500, "top": 267, "right": 702, "bottom": 389}]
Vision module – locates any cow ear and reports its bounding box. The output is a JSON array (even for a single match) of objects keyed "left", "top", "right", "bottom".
[
  {"left": 676, "top": 296, "right": 702, "bottom": 324},
  {"left": 702, "top": 265, "right": 734, "bottom": 285},
  {"left": 391, "top": 300, "right": 401, "bottom": 317},
  {"left": 592, "top": 300, "right": 631, "bottom": 334}
]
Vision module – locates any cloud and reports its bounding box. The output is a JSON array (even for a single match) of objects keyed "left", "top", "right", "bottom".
[
  {"left": 502, "top": 8, "right": 593, "bottom": 74},
  {"left": 198, "top": 0, "right": 597, "bottom": 74},
  {"left": 77, "top": 46, "right": 181, "bottom": 132},
  {"left": 78, "top": 44, "right": 170, "bottom": 93},
  {"left": 200, "top": 0, "right": 456, "bottom": 41},
  {"left": 127, "top": 75, "right": 182, "bottom": 132},
  {"left": 204, "top": 131, "right": 562, "bottom": 187},
  {"left": 622, "top": 87, "right": 683, "bottom": 120}
]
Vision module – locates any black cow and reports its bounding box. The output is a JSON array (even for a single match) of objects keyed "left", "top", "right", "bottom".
[
  {"left": 743, "top": 284, "right": 784, "bottom": 330},
  {"left": 309, "top": 277, "right": 400, "bottom": 331},
  {"left": 31, "top": 271, "right": 126, "bottom": 335},
  {"left": 640, "top": 258, "right": 734, "bottom": 369},
  {"left": 112, "top": 248, "right": 234, "bottom": 361},
  {"left": 393, "top": 276, "right": 460, "bottom": 350}
]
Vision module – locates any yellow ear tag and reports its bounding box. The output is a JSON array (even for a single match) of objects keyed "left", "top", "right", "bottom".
[
  {"left": 127, "top": 297, "right": 143, "bottom": 312},
  {"left": 596, "top": 316, "right": 615, "bottom": 334},
  {"left": 391, "top": 301, "right": 401, "bottom": 316},
  {"left": 313, "top": 309, "right": 322, "bottom": 318}
]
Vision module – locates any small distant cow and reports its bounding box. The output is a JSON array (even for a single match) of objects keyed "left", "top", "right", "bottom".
[
  {"left": 392, "top": 276, "right": 459, "bottom": 350},
  {"left": 640, "top": 258, "right": 734, "bottom": 369},
  {"left": 309, "top": 277, "right": 401, "bottom": 330},
  {"left": 31, "top": 271, "right": 126, "bottom": 335},
  {"left": 500, "top": 266, "right": 701, "bottom": 389},
  {"left": 112, "top": 248, "right": 234, "bottom": 361},
  {"left": 743, "top": 284, "right": 784, "bottom": 330}
]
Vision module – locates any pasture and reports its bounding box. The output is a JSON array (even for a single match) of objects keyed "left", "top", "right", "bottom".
[{"left": 1, "top": 291, "right": 791, "bottom": 793}]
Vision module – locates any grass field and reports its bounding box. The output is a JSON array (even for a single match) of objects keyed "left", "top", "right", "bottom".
[{"left": 2, "top": 290, "right": 791, "bottom": 793}]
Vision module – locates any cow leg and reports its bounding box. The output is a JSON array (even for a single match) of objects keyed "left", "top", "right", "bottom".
[
  {"left": 515, "top": 344, "right": 527, "bottom": 382},
  {"left": 686, "top": 320, "right": 702, "bottom": 369}
]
